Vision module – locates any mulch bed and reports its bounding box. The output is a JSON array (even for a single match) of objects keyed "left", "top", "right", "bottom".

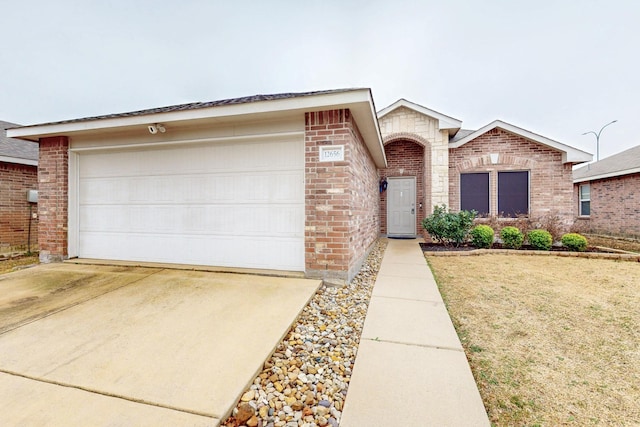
[{"left": 420, "top": 243, "right": 608, "bottom": 253}]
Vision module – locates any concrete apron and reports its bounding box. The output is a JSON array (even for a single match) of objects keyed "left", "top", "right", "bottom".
[{"left": 0, "top": 263, "right": 320, "bottom": 426}]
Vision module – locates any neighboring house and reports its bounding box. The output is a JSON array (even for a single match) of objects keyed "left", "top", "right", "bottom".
[
  {"left": 573, "top": 145, "right": 640, "bottom": 238},
  {"left": 377, "top": 99, "right": 592, "bottom": 237},
  {"left": 0, "top": 120, "right": 39, "bottom": 252},
  {"left": 7, "top": 89, "right": 591, "bottom": 281}
]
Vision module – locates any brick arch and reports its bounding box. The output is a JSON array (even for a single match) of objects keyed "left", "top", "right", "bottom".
[
  {"left": 456, "top": 154, "right": 535, "bottom": 172},
  {"left": 379, "top": 135, "right": 431, "bottom": 236},
  {"left": 383, "top": 132, "right": 431, "bottom": 148}
]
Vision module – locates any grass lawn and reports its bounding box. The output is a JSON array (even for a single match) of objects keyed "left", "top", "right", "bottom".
[{"left": 426, "top": 254, "right": 640, "bottom": 426}]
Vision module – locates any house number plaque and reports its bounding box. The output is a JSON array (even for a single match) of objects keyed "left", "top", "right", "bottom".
[{"left": 319, "top": 145, "right": 344, "bottom": 162}]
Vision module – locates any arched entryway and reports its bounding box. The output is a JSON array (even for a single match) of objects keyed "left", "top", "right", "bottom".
[{"left": 379, "top": 134, "right": 431, "bottom": 236}]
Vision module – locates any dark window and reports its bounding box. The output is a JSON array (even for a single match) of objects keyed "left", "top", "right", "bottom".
[
  {"left": 498, "top": 171, "right": 529, "bottom": 217},
  {"left": 460, "top": 173, "right": 489, "bottom": 215}
]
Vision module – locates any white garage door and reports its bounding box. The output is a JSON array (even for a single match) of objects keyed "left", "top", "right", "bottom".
[{"left": 77, "top": 138, "right": 304, "bottom": 271}]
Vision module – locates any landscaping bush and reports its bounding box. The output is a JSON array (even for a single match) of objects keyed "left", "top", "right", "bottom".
[
  {"left": 528, "top": 229, "right": 553, "bottom": 251},
  {"left": 471, "top": 225, "right": 495, "bottom": 249},
  {"left": 500, "top": 226, "right": 524, "bottom": 249},
  {"left": 422, "top": 205, "right": 477, "bottom": 247},
  {"left": 561, "top": 233, "right": 588, "bottom": 252}
]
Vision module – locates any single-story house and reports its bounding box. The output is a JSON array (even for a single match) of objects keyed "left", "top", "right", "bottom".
[
  {"left": 573, "top": 144, "right": 640, "bottom": 238},
  {"left": 376, "top": 99, "right": 591, "bottom": 236},
  {"left": 8, "top": 89, "right": 591, "bottom": 281},
  {"left": 0, "top": 120, "right": 39, "bottom": 252}
]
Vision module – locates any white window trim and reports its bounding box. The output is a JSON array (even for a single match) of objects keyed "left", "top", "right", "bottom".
[{"left": 579, "top": 184, "right": 591, "bottom": 217}]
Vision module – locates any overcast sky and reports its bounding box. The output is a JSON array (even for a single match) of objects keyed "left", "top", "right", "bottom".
[{"left": 2, "top": 0, "right": 638, "bottom": 160}]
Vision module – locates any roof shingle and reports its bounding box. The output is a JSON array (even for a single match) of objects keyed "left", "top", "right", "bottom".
[
  {"left": 0, "top": 120, "right": 38, "bottom": 162},
  {"left": 573, "top": 144, "right": 640, "bottom": 181},
  {"left": 14, "top": 88, "right": 362, "bottom": 129}
]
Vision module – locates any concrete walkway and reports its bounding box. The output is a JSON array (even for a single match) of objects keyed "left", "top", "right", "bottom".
[{"left": 341, "top": 238, "right": 490, "bottom": 426}]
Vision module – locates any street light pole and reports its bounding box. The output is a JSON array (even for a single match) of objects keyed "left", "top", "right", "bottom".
[{"left": 582, "top": 120, "right": 618, "bottom": 161}]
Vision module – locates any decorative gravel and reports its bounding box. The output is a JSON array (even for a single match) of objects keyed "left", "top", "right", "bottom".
[{"left": 222, "top": 239, "right": 386, "bottom": 427}]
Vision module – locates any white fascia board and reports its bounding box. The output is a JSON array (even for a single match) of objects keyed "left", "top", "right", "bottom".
[
  {"left": 8, "top": 89, "right": 371, "bottom": 139},
  {"left": 350, "top": 91, "right": 387, "bottom": 168},
  {"left": 377, "top": 99, "right": 462, "bottom": 130},
  {"left": 6, "top": 88, "right": 387, "bottom": 168},
  {"left": 0, "top": 155, "right": 37, "bottom": 166},
  {"left": 573, "top": 167, "right": 640, "bottom": 183},
  {"left": 450, "top": 120, "right": 593, "bottom": 164}
]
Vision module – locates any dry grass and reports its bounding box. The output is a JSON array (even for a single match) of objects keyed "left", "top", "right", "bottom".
[
  {"left": 0, "top": 255, "right": 39, "bottom": 275},
  {"left": 427, "top": 254, "right": 640, "bottom": 426},
  {"left": 586, "top": 235, "right": 640, "bottom": 253}
]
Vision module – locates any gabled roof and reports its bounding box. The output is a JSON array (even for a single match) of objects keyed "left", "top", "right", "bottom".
[
  {"left": 377, "top": 99, "right": 462, "bottom": 135},
  {"left": 7, "top": 88, "right": 387, "bottom": 167},
  {"left": 0, "top": 120, "right": 38, "bottom": 166},
  {"left": 449, "top": 120, "right": 592, "bottom": 164},
  {"left": 573, "top": 144, "right": 640, "bottom": 183},
  {"left": 11, "top": 89, "right": 358, "bottom": 128}
]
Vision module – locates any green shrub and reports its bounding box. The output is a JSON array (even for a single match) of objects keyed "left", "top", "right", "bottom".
[
  {"left": 527, "top": 229, "right": 553, "bottom": 251},
  {"left": 470, "top": 225, "right": 494, "bottom": 249},
  {"left": 422, "top": 205, "right": 477, "bottom": 247},
  {"left": 561, "top": 233, "right": 588, "bottom": 252},
  {"left": 500, "top": 226, "right": 524, "bottom": 249}
]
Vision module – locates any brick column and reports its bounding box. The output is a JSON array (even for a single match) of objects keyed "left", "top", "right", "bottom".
[
  {"left": 305, "top": 109, "right": 380, "bottom": 284},
  {"left": 38, "top": 136, "right": 69, "bottom": 262},
  {"left": 305, "top": 110, "right": 352, "bottom": 282}
]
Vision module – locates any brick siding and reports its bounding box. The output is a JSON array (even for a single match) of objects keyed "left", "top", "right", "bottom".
[
  {"left": 0, "top": 162, "right": 38, "bottom": 252},
  {"left": 38, "top": 136, "right": 69, "bottom": 262},
  {"left": 449, "top": 128, "right": 574, "bottom": 225},
  {"left": 574, "top": 173, "right": 640, "bottom": 238},
  {"left": 378, "top": 140, "right": 426, "bottom": 234},
  {"left": 305, "top": 109, "right": 379, "bottom": 282}
]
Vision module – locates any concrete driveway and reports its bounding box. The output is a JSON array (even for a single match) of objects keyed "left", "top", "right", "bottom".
[{"left": 0, "top": 263, "right": 320, "bottom": 426}]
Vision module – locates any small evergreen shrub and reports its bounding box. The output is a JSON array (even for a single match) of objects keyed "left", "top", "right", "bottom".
[
  {"left": 422, "top": 205, "right": 477, "bottom": 247},
  {"left": 561, "top": 233, "right": 588, "bottom": 252},
  {"left": 500, "top": 226, "right": 524, "bottom": 249},
  {"left": 528, "top": 229, "right": 553, "bottom": 251},
  {"left": 470, "top": 225, "right": 494, "bottom": 249}
]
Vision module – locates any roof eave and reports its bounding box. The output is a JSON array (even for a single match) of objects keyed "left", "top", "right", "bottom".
[
  {"left": 6, "top": 88, "right": 387, "bottom": 168},
  {"left": 450, "top": 120, "right": 593, "bottom": 164},
  {"left": 0, "top": 155, "right": 37, "bottom": 166},
  {"left": 377, "top": 99, "right": 462, "bottom": 134},
  {"left": 574, "top": 167, "right": 640, "bottom": 183}
]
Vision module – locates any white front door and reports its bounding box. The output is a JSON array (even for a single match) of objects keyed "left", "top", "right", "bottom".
[{"left": 387, "top": 177, "right": 416, "bottom": 236}]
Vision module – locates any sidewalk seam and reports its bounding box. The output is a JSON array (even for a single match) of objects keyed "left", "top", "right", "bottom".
[
  {"left": 370, "top": 295, "right": 443, "bottom": 304},
  {"left": 0, "top": 269, "right": 165, "bottom": 336},
  {"left": 361, "top": 337, "right": 463, "bottom": 353},
  {"left": 0, "top": 369, "right": 218, "bottom": 419}
]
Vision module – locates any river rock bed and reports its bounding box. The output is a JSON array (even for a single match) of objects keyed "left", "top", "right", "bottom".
[{"left": 222, "top": 239, "right": 386, "bottom": 427}]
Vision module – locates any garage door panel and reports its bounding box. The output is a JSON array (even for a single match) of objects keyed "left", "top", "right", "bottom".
[
  {"left": 81, "top": 204, "right": 303, "bottom": 236},
  {"left": 80, "top": 171, "right": 303, "bottom": 205},
  {"left": 77, "top": 138, "right": 304, "bottom": 271},
  {"left": 78, "top": 233, "right": 304, "bottom": 271}
]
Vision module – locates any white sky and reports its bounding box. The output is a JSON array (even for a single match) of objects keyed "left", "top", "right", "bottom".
[{"left": 1, "top": 0, "right": 638, "bottom": 160}]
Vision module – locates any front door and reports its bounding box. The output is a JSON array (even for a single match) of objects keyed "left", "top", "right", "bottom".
[{"left": 387, "top": 177, "right": 416, "bottom": 236}]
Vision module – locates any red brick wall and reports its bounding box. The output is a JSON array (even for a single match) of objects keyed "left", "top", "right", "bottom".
[
  {"left": 0, "top": 162, "right": 38, "bottom": 251},
  {"left": 449, "top": 128, "right": 574, "bottom": 225},
  {"left": 305, "top": 109, "right": 379, "bottom": 283},
  {"left": 378, "top": 140, "right": 426, "bottom": 234},
  {"left": 38, "top": 136, "right": 69, "bottom": 262},
  {"left": 574, "top": 173, "right": 640, "bottom": 238},
  {"left": 346, "top": 113, "right": 380, "bottom": 280}
]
